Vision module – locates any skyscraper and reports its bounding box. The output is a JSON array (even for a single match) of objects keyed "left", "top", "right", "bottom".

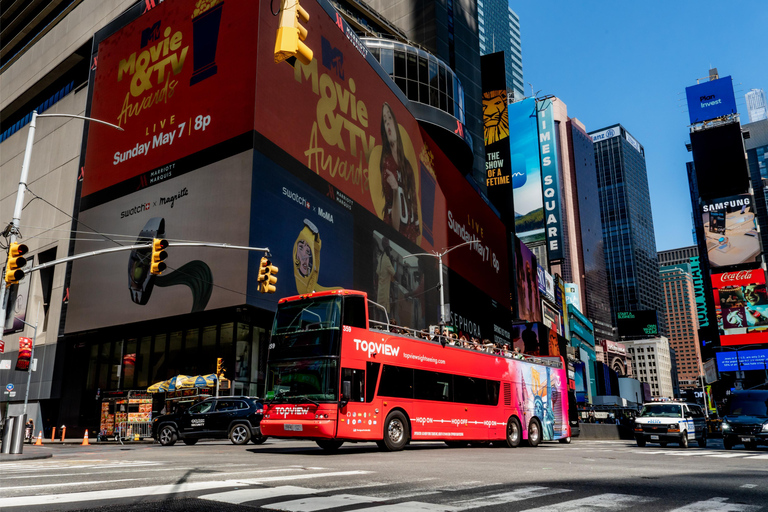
[
  {"left": 746, "top": 88, "right": 768, "bottom": 123},
  {"left": 660, "top": 264, "right": 704, "bottom": 391},
  {"left": 477, "top": 0, "right": 524, "bottom": 102},
  {"left": 590, "top": 124, "right": 667, "bottom": 336}
]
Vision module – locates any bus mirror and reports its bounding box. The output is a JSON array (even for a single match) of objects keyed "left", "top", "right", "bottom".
[{"left": 341, "top": 380, "right": 352, "bottom": 407}]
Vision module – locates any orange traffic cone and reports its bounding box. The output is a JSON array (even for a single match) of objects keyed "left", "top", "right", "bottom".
[
  {"left": 81, "top": 430, "right": 90, "bottom": 446},
  {"left": 35, "top": 431, "right": 43, "bottom": 445}
]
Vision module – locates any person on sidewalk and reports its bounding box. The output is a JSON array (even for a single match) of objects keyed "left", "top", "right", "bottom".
[{"left": 25, "top": 419, "right": 34, "bottom": 443}]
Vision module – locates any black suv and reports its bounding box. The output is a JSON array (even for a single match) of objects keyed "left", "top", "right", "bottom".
[
  {"left": 152, "top": 396, "right": 267, "bottom": 446},
  {"left": 721, "top": 390, "right": 768, "bottom": 450}
]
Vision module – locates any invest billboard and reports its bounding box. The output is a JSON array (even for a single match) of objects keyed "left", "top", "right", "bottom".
[
  {"left": 701, "top": 194, "right": 761, "bottom": 269},
  {"left": 712, "top": 268, "right": 768, "bottom": 346},
  {"left": 685, "top": 76, "right": 737, "bottom": 124}
]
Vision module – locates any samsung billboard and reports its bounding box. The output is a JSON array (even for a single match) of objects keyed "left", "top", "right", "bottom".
[{"left": 685, "top": 76, "right": 737, "bottom": 124}]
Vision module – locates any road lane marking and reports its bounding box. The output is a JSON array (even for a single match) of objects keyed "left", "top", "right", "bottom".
[
  {"left": 264, "top": 493, "right": 386, "bottom": 511},
  {"left": 744, "top": 454, "right": 768, "bottom": 460},
  {"left": 668, "top": 497, "right": 762, "bottom": 511},
  {"left": 236, "top": 470, "right": 373, "bottom": 485},
  {"left": 706, "top": 453, "right": 751, "bottom": 458},
  {"left": 0, "top": 478, "right": 139, "bottom": 491},
  {"left": 741, "top": 484, "right": 758, "bottom": 488},
  {"left": 452, "top": 486, "right": 572, "bottom": 510},
  {"left": 200, "top": 486, "right": 319, "bottom": 504},
  {"left": 519, "top": 492, "right": 657, "bottom": 511}
]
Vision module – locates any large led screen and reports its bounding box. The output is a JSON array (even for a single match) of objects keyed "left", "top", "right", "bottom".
[
  {"left": 712, "top": 268, "right": 768, "bottom": 346},
  {"left": 690, "top": 123, "right": 751, "bottom": 201},
  {"left": 617, "top": 310, "right": 659, "bottom": 339},
  {"left": 701, "top": 194, "right": 761, "bottom": 269},
  {"left": 685, "top": 76, "right": 737, "bottom": 124},
  {"left": 716, "top": 349, "right": 768, "bottom": 372},
  {"left": 508, "top": 98, "right": 544, "bottom": 246}
]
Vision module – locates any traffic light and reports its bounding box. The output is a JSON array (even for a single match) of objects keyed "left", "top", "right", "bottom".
[
  {"left": 274, "top": 0, "right": 313, "bottom": 66},
  {"left": 258, "top": 257, "right": 278, "bottom": 293},
  {"left": 150, "top": 238, "right": 168, "bottom": 275},
  {"left": 5, "top": 242, "right": 28, "bottom": 285},
  {"left": 216, "top": 357, "right": 225, "bottom": 378}
]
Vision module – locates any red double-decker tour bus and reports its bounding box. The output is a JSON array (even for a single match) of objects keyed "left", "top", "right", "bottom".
[{"left": 260, "top": 289, "right": 570, "bottom": 451}]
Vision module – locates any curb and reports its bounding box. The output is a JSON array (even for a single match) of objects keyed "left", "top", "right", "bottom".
[{"left": 0, "top": 452, "right": 53, "bottom": 462}]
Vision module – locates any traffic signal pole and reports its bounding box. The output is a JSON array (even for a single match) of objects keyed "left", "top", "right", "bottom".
[{"left": 0, "top": 111, "right": 123, "bottom": 345}]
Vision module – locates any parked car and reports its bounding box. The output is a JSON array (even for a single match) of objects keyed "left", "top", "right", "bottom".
[
  {"left": 721, "top": 390, "right": 768, "bottom": 450},
  {"left": 633, "top": 402, "right": 707, "bottom": 448},
  {"left": 152, "top": 396, "right": 266, "bottom": 446}
]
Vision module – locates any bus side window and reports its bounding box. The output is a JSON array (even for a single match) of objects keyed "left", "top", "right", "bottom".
[
  {"left": 343, "top": 296, "right": 367, "bottom": 329},
  {"left": 366, "top": 362, "right": 380, "bottom": 402},
  {"left": 342, "top": 368, "right": 365, "bottom": 402},
  {"left": 378, "top": 365, "right": 414, "bottom": 399}
]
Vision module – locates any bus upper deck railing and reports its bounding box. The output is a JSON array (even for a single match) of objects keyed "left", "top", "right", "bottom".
[{"left": 367, "top": 319, "right": 562, "bottom": 369}]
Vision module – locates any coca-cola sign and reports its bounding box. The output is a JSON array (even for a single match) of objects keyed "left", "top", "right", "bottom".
[{"left": 712, "top": 269, "right": 764, "bottom": 287}]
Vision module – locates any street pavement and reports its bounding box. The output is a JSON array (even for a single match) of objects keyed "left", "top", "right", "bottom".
[{"left": 0, "top": 438, "right": 766, "bottom": 511}]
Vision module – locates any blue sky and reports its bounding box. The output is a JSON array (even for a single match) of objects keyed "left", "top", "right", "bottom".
[{"left": 510, "top": 0, "right": 768, "bottom": 251}]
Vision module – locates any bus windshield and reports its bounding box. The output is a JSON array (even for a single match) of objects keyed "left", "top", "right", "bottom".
[
  {"left": 639, "top": 404, "right": 682, "bottom": 418},
  {"left": 273, "top": 297, "right": 342, "bottom": 335},
  {"left": 266, "top": 358, "right": 339, "bottom": 402}
]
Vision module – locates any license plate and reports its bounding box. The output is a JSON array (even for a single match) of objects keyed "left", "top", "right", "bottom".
[
  {"left": 650, "top": 435, "right": 659, "bottom": 440},
  {"left": 284, "top": 424, "right": 303, "bottom": 432},
  {"left": 741, "top": 437, "right": 752, "bottom": 443}
]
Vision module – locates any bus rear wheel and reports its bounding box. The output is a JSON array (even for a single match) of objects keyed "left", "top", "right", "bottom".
[
  {"left": 526, "top": 419, "right": 541, "bottom": 447},
  {"left": 316, "top": 440, "right": 344, "bottom": 451},
  {"left": 381, "top": 411, "right": 408, "bottom": 451},
  {"left": 505, "top": 416, "right": 522, "bottom": 448}
]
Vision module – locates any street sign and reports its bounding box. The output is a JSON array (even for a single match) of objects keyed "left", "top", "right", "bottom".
[
  {"left": 0, "top": 339, "right": 4, "bottom": 353},
  {"left": 0, "top": 360, "right": 10, "bottom": 370},
  {"left": 5, "top": 383, "right": 13, "bottom": 391}
]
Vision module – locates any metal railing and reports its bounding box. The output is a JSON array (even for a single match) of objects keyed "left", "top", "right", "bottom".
[{"left": 115, "top": 422, "right": 153, "bottom": 444}]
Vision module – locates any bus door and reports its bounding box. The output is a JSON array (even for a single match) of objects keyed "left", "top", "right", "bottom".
[{"left": 337, "top": 363, "right": 381, "bottom": 440}]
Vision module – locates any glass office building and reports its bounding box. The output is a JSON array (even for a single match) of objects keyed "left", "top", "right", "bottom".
[
  {"left": 477, "top": 0, "right": 524, "bottom": 102},
  {"left": 590, "top": 125, "right": 667, "bottom": 336}
]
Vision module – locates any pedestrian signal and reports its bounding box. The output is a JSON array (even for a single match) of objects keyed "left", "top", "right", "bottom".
[
  {"left": 150, "top": 238, "right": 168, "bottom": 275},
  {"left": 274, "top": 0, "right": 313, "bottom": 65},
  {"left": 5, "top": 242, "right": 28, "bottom": 285}
]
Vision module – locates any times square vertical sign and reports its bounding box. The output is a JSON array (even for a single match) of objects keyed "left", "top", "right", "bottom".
[{"left": 537, "top": 99, "right": 562, "bottom": 261}]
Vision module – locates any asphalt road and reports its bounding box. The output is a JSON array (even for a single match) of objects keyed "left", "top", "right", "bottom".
[{"left": 1, "top": 438, "right": 766, "bottom": 511}]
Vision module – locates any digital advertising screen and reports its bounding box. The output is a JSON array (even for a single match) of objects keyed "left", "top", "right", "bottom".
[
  {"left": 685, "top": 76, "right": 737, "bottom": 124},
  {"left": 712, "top": 268, "right": 768, "bottom": 346},
  {"left": 511, "top": 322, "right": 566, "bottom": 358},
  {"left": 508, "top": 98, "right": 544, "bottom": 246},
  {"left": 617, "top": 310, "right": 659, "bottom": 339},
  {"left": 514, "top": 238, "right": 541, "bottom": 323},
  {"left": 690, "top": 123, "right": 751, "bottom": 201},
  {"left": 701, "top": 194, "right": 761, "bottom": 269},
  {"left": 716, "top": 349, "right": 768, "bottom": 372}
]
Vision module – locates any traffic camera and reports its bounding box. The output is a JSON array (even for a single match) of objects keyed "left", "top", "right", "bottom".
[
  {"left": 5, "top": 242, "right": 28, "bottom": 285},
  {"left": 150, "top": 238, "right": 168, "bottom": 275},
  {"left": 258, "top": 257, "right": 278, "bottom": 293},
  {"left": 274, "top": 0, "right": 313, "bottom": 65}
]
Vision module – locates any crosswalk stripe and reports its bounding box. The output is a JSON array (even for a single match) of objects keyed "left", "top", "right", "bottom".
[
  {"left": 265, "top": 493, "right": 386, "bottom": 511},
  {"left": 358, "top": 501, "right": 458, "bottom": 512},
  {"left": 452, "top": 486, "right": 572, "bottom": 510},
  {"left": 0, "top": 478, "right": 139, "bottom": 491},
  {"left": 706, "top": 453, "right": 750, "bottom": 458},
  {"left": 744, "top": 454, "right": 768, "bottom": 460},
  {"left": 667, "top": 497, "right": 762, "bottom": 511},
  {"left": 235, "top": 470, "right": 373, "bottom": 485},
  {"left": 518, "top": 492, "right": 657, "bottom": 511},
  {"left": 0, "top": 480, "right": 244, "bottom": 508},
  {"left": 200, "top": 486, "right": 319, "bottom": 505}
]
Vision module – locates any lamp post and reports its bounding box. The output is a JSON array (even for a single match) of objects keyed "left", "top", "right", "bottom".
[
  {"left": 0, "top": 111, "right": 123, "bottom": 344},
  {"left": 402, "top": 239, "right": 480, "bottom": 327}
]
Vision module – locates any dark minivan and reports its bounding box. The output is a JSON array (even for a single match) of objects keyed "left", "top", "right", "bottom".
[
  {"left": 721, "top": 390, "right": 768, "bottom": 450},
  {"left": 152, "top": 396, "right": 266, "bottom": 446}
]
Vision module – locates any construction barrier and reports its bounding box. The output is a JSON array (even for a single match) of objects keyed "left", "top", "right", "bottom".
[{"left": 115, "top": 422, "right": 153, "bottom": 444}]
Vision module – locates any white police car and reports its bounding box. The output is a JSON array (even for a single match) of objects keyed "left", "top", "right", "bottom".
[{"left": 633, "top": 402, "right": 707, "bottom": 448}]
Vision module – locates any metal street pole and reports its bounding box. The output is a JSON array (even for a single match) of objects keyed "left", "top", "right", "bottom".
[
  {"left": 403, "top": 239, "right": 480, "bottom": 327},
  {"left": 0, "top": 111, "right": 123, "bottom": 345}
]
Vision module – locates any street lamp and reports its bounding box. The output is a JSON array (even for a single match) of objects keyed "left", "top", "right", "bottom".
[
  {"left": 402, "top": 239, "right": 480, "bottom": 327},
  {"left": 0, "top": 111, "right": 123, "bottom": 344}
]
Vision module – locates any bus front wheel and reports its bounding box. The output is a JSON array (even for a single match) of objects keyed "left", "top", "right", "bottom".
[
  {"left": 505, "top": 416, "right": 522, "bottom": 448},
  {"left": 526, "top": 419, "right": 541, "bottom": 447},
  {"left": 381, "top": 411, "right": 409, "bottom": 451}
]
